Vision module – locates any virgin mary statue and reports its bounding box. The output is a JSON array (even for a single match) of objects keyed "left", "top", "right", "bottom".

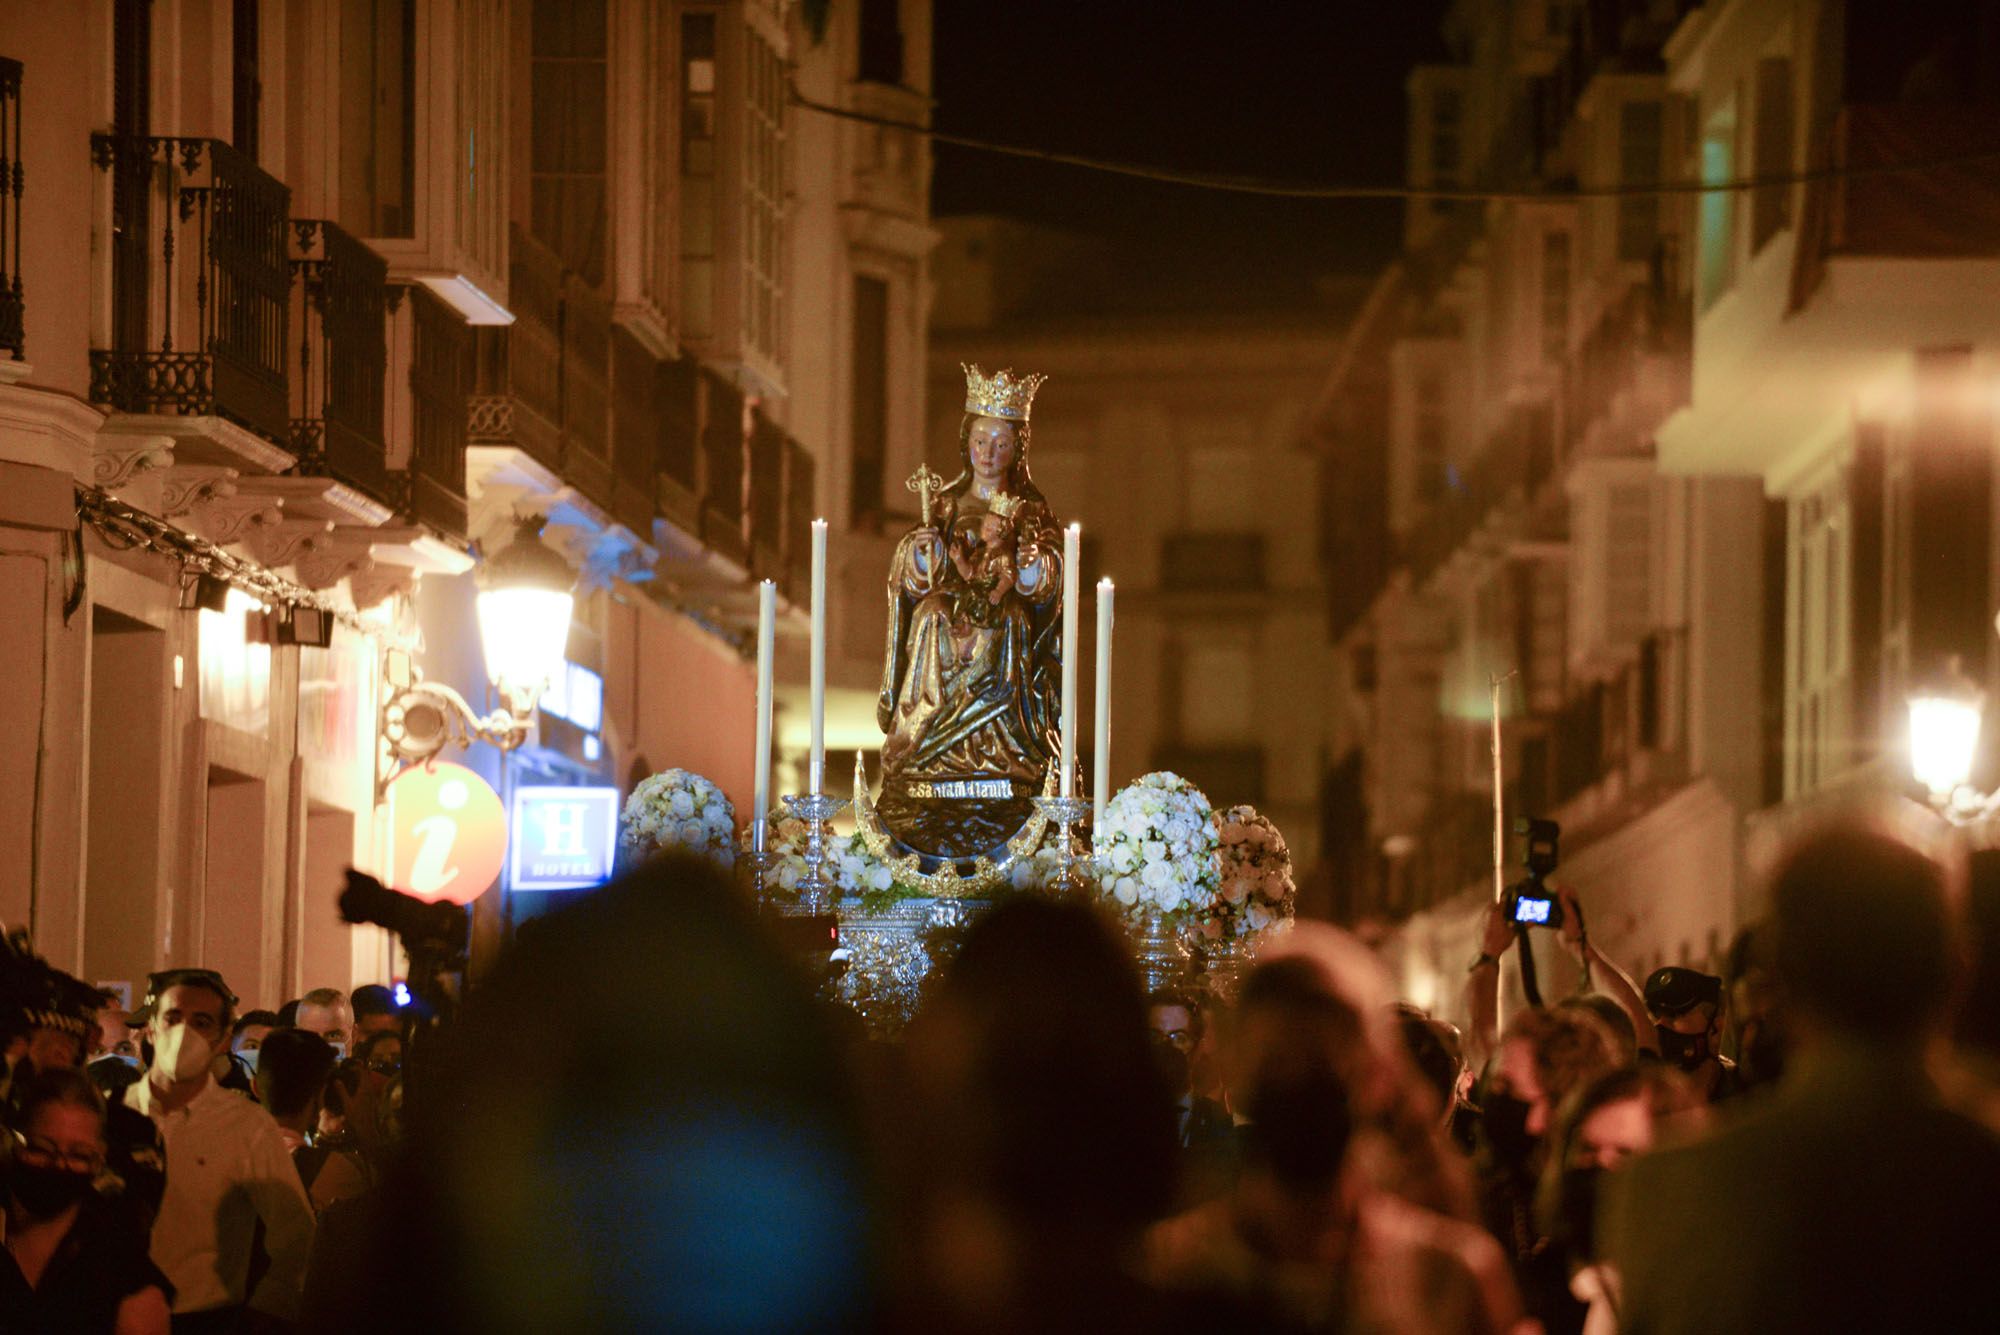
[{"left": 873, "top": 364, "right": 1065, "bottom": 860}]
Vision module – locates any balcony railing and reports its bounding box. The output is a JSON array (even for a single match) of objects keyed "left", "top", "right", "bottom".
[
  {"left": 610, "top": 328, "right": 658, "bottom": 536},
  {"left": 89, "top": 135, "right": 291, "bottom": 443},
  {"left": 0, "top": 57, "right": 22, "bottom": 361},
  {"left": 783, "top": 437, "right": 816, "bottom": 599},
  {"left": 657, "top": 355, "right": 701, "bottom": 532},
  {"left": 749, "top": 408, "right": 785, "bottom": 577},
  {"left": 407, "top": 285, "right": 472, "bottom": 540},
  {"left": 469, "top": 226, "right": 561, "bottom": 471},
  {"left": 700, "top": 370, "right": 747, "bottom": 565},
  {"left": 1793, "top": 102, "right": 2000, "bottom": 306},
  {"left": 562, "top": 271, "right": 612, "bottom": 510},
  {"left": 288, "top": 219, "right": 389, "bottom": 498}
]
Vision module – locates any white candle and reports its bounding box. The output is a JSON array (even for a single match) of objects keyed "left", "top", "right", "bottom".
[
  {"left": 1094, "top": 578, "right": 1114, "bottom": 826},
  {"left": 754, "top": 580, "right": 775, "bottom": 825},
  {"left": 1491, "top": 676, "right": 1505, "bottom": 904},
  {"left": 1060, "top": 523, "right": 1080, "bottom": 798},
  {"left": 809, "top": 519, "right": 828, "bottom": 796}
]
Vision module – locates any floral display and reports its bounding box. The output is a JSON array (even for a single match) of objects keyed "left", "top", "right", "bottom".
[
  {"left": 620, "top": 769, "right": 736, "bottom": 869},
  {"left": 1199, "top": 804, "right": 1296, "bottom": 944},
  {"left": 742, "top": 815, "right": 923, "bottom": 910},
  {"left": 1093, "top": 771, "right": 1221, "bottom": 927}
]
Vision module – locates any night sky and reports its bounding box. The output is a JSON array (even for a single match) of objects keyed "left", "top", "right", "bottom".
[{"left": 931, "top": 0, "right": 1451, "bottom": 312}]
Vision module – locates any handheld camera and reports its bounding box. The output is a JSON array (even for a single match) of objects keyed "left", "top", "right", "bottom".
[{"left": 1505, "top": 817, "right": 1562, "bottom": 929}]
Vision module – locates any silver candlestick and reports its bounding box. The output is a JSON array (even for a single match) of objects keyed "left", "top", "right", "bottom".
[
  {"left": 783, "top": 793, "right": 850, "bottom": 914},
  {"left": 1030, "top": 794, "right": 1094, "bottom": 894},
  {"left": 746, "top": 815, "right": 778, "bottom": 902}
]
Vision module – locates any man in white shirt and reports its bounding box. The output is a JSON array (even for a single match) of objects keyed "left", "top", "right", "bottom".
[{"left": 124, "top": 968, "right": 316, "bottom": 1333}]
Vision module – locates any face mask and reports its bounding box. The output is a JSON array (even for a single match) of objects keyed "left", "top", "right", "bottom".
[
  {"left": 92, "top": 1053, "right": 141, "bottom": 1073},
  {"left": 233, "top": 1046, "right": 260, "bottom": 1077},
  {"left": 1556, "top": 1164, "right": 1606, "bottom": 1259},
  {"left": 1656, "top": 1024, "right": 1714, "bottom": 1071},
  {"left": 1244, "top": 1065, "right": 1353, "bottom": 1191},
  {"left": 327, "top": 1042, "right": 348, "bottom": 1063},
  {"left": 1479, "top": 1089, "right": 1539, "bottom": 1167},
  {"left": 152, "top": 1023, "right": 213, "bottom": 1084},
  {"left": 10, "top": 1162, "right": 95, "bottom": 1218}
]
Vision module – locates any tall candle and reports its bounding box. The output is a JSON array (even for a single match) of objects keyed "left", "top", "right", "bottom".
[
  {"left": 809, "top": 518, "right": 828, "bottom": 796},
  {"left": 1491, "top": 675, "right": 1505, "bottom": 905},
  {"left": 1060, "top": 523, "right": 1080, "bottom": 798},
  {"left": 1093, "top": 577, "right": 1114, "bottom": 826},
  {"left": 754, "top": 580, "right": 775, "bottom": 825}
]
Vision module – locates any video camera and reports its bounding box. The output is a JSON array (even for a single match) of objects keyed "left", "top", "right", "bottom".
[{"left": 1505, "top": 817, "right": 1562, "bottom": 929}]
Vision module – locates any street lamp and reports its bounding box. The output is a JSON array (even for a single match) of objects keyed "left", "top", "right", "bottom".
[
  {"left": 381, "top": 514, "right": 576, "bottom": 766},
  {"left": 1908, "top": 656, "right": 1984, "bottom": 805}
]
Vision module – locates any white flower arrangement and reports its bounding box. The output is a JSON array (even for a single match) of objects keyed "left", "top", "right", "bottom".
[
  {"left": 1200, "top": 804, "right": 1295, "bottom": 944},
  {"left": 1093, "top": 771, "right": 1220, "bottom": 927},
  {"left": 741, "top": 817, "right": 914, "bottom": 907},
  {"left": 620, "top": 769, "right": 737, "bottom": 870}
]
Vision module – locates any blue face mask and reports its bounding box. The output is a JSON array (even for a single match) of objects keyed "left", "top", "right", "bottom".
[
  {"left": 233, "top": 1047, "right": 260, "bottom": 1077},
  {"left": 94, "top": 1053, "right": 142, "bottom": 1073}
]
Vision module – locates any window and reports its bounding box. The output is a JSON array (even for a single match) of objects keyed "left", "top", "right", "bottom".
[
  {"left": 1751, "top": 57, "right": 1794, "bottom": 252},
  {"left": 858, "top": 0, "right": 904, "bottom": 85},
  {"left": 743, "top": 24, "right": 786, "bottom": 369},
  {"left": 336, "top": 0, "right": 415, "bottom": 239},
  {"left": 1617, "top": 99, "right": 1663, "bottom": 262},
  {"left": 679, "top": 12, "right": 718, "bottom": 338},
  {"left": 530, "top": 0, "right": 609, "bottom": 285},
  {"left": 231, "top": 0, "right": 261, "bottom": 160},
  {"left": 850, "top": 275, "right": 889, "bottom": 523},
  {"left": 1697, "top": 101, "right": 1739, "bottom": 309},
  {"left": 1785, "top": 469, "right": 1851, "bottom": 797},
  {"left": 1541, "top": 230, "right": 1571, "bottom": 362},
  {"left": 1430, "top": 85, "right": 1462, "bottom": 216}
]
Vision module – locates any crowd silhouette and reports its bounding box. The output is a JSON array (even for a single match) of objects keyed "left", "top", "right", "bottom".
[{"left": 9, "top": 808, "right": 2000, "bottom": 1333}]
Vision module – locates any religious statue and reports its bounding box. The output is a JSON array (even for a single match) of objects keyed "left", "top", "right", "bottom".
[{"left": 870, "top": 364, "right": 1065, "bottom": 862}]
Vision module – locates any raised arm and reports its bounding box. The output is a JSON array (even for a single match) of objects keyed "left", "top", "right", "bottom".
[
  {"left": 1463, "top": 900, "right": 1517, "bottom": 1070},
  {"left": 1555, "top": 883, "right": 1659, "bottom": 1055}
]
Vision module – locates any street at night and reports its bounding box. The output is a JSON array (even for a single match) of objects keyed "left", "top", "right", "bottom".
[{"left": 3, "top": 1, "right": 2000, "bottom": 1332}]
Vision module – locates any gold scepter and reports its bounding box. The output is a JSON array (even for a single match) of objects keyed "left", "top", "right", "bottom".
[{"left": 905, "top": 462, "right": 945, "bottom": 529}]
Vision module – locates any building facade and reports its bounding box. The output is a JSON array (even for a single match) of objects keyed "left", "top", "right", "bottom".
[
  {"left": 1313, "top": 0, "right": 2000, "bottom": 1021},
  {"left": 0, "top": 0, "right": 934, "bottom": 1006}
]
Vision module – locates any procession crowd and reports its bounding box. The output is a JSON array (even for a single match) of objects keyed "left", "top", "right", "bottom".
[{"left": 5, "top": 808, "right": 2000, "bottom": 1333}]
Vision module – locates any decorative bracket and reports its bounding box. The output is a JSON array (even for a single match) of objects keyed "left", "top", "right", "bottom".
[{"left": 240, "top": 515, "right": 336, "bottom": 569}]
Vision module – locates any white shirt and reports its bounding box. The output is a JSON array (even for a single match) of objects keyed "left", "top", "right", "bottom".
[{"left": 123, "top": 1076, "right": 316, "bottom": 1318}]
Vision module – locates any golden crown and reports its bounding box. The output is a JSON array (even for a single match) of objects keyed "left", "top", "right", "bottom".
[
  {"left": 986, "top": 492, "right": 1021, "bottom": 518},
  {"left": 962, "top": 363, "right": 1047, "bottom": 423}
]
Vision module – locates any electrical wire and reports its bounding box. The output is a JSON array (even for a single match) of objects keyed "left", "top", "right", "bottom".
[
  {"left": 74, "top": 485, "right": 380, "bottom": 637},
  {"left": 790, "top": 85, "right": 2000, "bottom": 203}
]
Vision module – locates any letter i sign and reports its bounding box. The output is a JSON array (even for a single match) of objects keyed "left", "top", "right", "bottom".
[{"left": 385, "top": 761, "right": 508, "bottom": 905}]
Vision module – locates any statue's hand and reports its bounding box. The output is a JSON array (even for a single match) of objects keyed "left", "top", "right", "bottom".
[{"left": 907, "top": 527, "right": 946, "bottom": 586}]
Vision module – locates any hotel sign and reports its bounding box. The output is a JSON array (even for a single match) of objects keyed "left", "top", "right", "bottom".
[{"left": 509, "top": 786, "right": 621, "bottom": 892}]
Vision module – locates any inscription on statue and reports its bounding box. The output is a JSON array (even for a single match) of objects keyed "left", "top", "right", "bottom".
[{"left": 906, "top": 779, "right": 1015, "bottom": 800}]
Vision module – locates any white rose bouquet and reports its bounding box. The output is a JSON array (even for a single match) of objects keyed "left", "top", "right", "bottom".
[
  {"left": 620, "top": 769, "right": 737, "bottom": 870},
  {"left": 739, "top": 809, "right": 810, "bottom": 896},
  {"left": 742, "top": 817, "right": 919, "bottom": 910},
  {"left": 1203, "top": 804, "right": 1295, "bottom": 944},
  {"left": 1093, "top": 771, "right": 1220, "bottom": 928}
]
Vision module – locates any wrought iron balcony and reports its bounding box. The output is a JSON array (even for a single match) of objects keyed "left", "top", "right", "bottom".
[
  {"left": 89, "top": 135, "right": 291, "bottom": 444},
  {"left": 783, "top": 435, "right": 816, "bottom": 601},
  {"left": 0, "top": 57, "right": 22, "bottom": 362},
  {"left": 610, "top": 328, "right": 658, "bottom": 536},
  {"left": 469, "top": 226, "right": 562, "bottom": 472},
  {"left": 407, "top": 285, "right": 472, "bottom": 541},
  {"left": 699, "top": 369, "right": 748, "bottom": 566},
  {"left": 287, "top": 219, "right": 390, "bottom": 498},
  {"left": 467, "top": 225, "right": 616, "bottom": 514}
]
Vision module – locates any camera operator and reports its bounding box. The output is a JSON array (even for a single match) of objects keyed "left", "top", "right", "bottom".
[
  {"left": 1463, "top": 884, "right": 1655, "bottom": 1071},
  {"left": 1643, "top": 966, "right": 1743, "bottom": 1104}
]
